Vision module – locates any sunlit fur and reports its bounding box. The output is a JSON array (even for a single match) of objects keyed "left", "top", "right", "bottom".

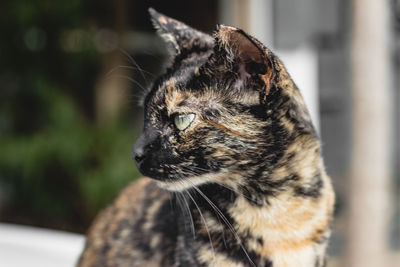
[{"left": 79, "top": 8, "right": 335, "bottom": 267}]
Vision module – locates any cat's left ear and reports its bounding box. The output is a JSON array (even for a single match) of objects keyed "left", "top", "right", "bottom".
[
  {"left": 213, "top": 25, "right": 273, "bottom": 93},
  {"left": 149, "top": 8, "right": 213, "bottom": 56}
]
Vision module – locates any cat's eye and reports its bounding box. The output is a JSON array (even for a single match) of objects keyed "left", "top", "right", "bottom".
[{"left": 174, "top": 113, "right": 195, "bottom": 131}]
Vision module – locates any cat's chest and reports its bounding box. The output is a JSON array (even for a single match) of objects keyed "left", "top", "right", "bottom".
[{"left": 224, "top": 191, "right": 332, "bottom": 267}]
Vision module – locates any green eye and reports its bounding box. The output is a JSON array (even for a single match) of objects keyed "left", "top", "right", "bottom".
[{"left": 174, "top": 113, "right": 195, "bottom": 131}]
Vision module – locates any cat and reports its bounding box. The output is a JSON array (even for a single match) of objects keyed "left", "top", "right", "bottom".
[{"left": 78, "top": 8, "right": 335, "bottom": 267}]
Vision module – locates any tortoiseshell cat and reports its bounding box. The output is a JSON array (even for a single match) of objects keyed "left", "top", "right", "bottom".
[{"left": 79, "top": 8, "right": 335, "bottom": 267}]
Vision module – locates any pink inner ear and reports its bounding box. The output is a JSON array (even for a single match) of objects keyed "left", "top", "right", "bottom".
[
  {"left": 234, "top": 63, "right": 251, "bottom": 90},
  {"left": 232, "top": 33, "right": 266, "bottom": 90},
  {"left": 235, "top": 34, "right": 264, "bottom": 63},
  {"left": 233, "top": 40, "right": 262, "bottom": 90},
  {"left": 216, "top": 25, "right": 269, "bottom": 90}
]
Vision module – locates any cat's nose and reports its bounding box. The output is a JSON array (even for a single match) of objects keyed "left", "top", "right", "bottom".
[
  {"left": 132, "top": 128, "right": 159, "bottom": 169},
  {"left": 133, "top": 149, "right": 145, "bottom": 164},
  {"left": 132, "top": 143, "right": 145, "bottom": 165},
  {"left": 132, "top": 133, "right": 148, "bottom": 167}
]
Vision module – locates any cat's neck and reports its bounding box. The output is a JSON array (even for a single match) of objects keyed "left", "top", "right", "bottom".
[{"left": 176, "top": 140, "right": 334, "bottom": 266}]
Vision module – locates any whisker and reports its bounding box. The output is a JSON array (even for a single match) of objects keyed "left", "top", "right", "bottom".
[
  {"left": 185, "top": 180, "right": 256, "bottom": 267},
  {"left": 168, "top": 192, "right": 175, "bottom": 212},
  {"left": 179, "top": 166, "right": 255, "bottom": 203},
  {"left": 183, "top": 186, "right": 217, "bottom": 265},
  {"left": 211, "top": 181, "right": 255, "bottom": 203},
  {"left": 105, "top": 65, "right": 155, "bottom": 78},
  {"left": 118, "top": 48, "right": 150, "bottom": 84},
  {"left": 104, "top": 74, "right": 147, "bottom": 93},
  {"left": 170, "top": 166, "right": 249, "bottom": 264},
  {"left": 178, "top": 191, "right": 196, "bottom": 239}
]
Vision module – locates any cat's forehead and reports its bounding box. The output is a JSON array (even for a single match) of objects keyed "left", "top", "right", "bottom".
[
  {"left": 148, "top": 53, "right": 214, "bottom": 113},
  {"left": 153, "top": 74, "right": 212, "bottom": 115}
]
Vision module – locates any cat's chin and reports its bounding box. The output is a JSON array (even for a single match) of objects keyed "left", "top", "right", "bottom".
[{"left": 153, "top": 174, "right": 216, "bottom": 192}]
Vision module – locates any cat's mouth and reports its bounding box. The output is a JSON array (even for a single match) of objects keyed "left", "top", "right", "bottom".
[
  {"left": 154, "top": 173, "right": 216, "bottom": 192},
  {"left": 134, "top": 153, "right": 217, "bottom": 191}
]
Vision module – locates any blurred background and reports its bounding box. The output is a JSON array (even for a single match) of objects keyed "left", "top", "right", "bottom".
[{"left": 0, "top": 0, "right": 398, "bottom": 266}]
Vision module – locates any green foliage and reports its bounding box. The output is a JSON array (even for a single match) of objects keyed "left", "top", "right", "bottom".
[
  {"left": 0, "top": 0, "right": 152, "bottom": 233},
  {"left": 0, "top": 80, "right": 141, "bottom": 232}
]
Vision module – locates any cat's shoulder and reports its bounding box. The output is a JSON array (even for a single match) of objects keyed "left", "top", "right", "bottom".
[
  {"left": 92, "top": 178, "right": 164, "bottom": 225},
  {"left": 78, "top": 178, "right": 174, "bottom": 267}
]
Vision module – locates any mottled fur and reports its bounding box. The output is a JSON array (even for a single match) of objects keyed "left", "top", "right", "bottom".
[{"left": 79, "top": 8, "right": 335, "bottom": 267}]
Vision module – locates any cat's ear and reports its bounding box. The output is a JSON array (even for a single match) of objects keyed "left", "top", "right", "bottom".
[
  {"left": 213, "top": 25, "right": 273, "bottom": 93},
  {"left": 149, "top": 8, "right": 213, "bottom": 56}
]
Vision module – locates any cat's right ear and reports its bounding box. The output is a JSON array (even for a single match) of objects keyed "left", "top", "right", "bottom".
[
  {"left": 211, "top": 25, "right": 274, "bottom": 95},
  {"left": 149, "top": 8, "right": 213, "bottom": 57}
]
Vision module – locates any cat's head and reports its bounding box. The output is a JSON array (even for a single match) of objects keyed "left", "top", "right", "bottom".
[{"left": 132, "top": 8, "right": 316, "bottom": 192}]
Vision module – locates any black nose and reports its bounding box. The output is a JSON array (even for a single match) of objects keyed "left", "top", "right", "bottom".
[
  {"left": 132, "top": 144, "right": 144, "bottom": 165},
  {"left": 134, "top": 149, "right": 145, "bottom": 164},
  {"left": 132, "top": 134, "right": 147, "bottom": 166}
]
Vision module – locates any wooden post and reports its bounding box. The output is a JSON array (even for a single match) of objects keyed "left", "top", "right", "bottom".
[
  {"left": 95, "top": 0, "right": 130, "bottom": 125},
  {"left": 218, "top": 0, "right": 274, "bottom": 46},
  {"left": 347, "top": 0, "right": 393, "bottom": 266}
]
